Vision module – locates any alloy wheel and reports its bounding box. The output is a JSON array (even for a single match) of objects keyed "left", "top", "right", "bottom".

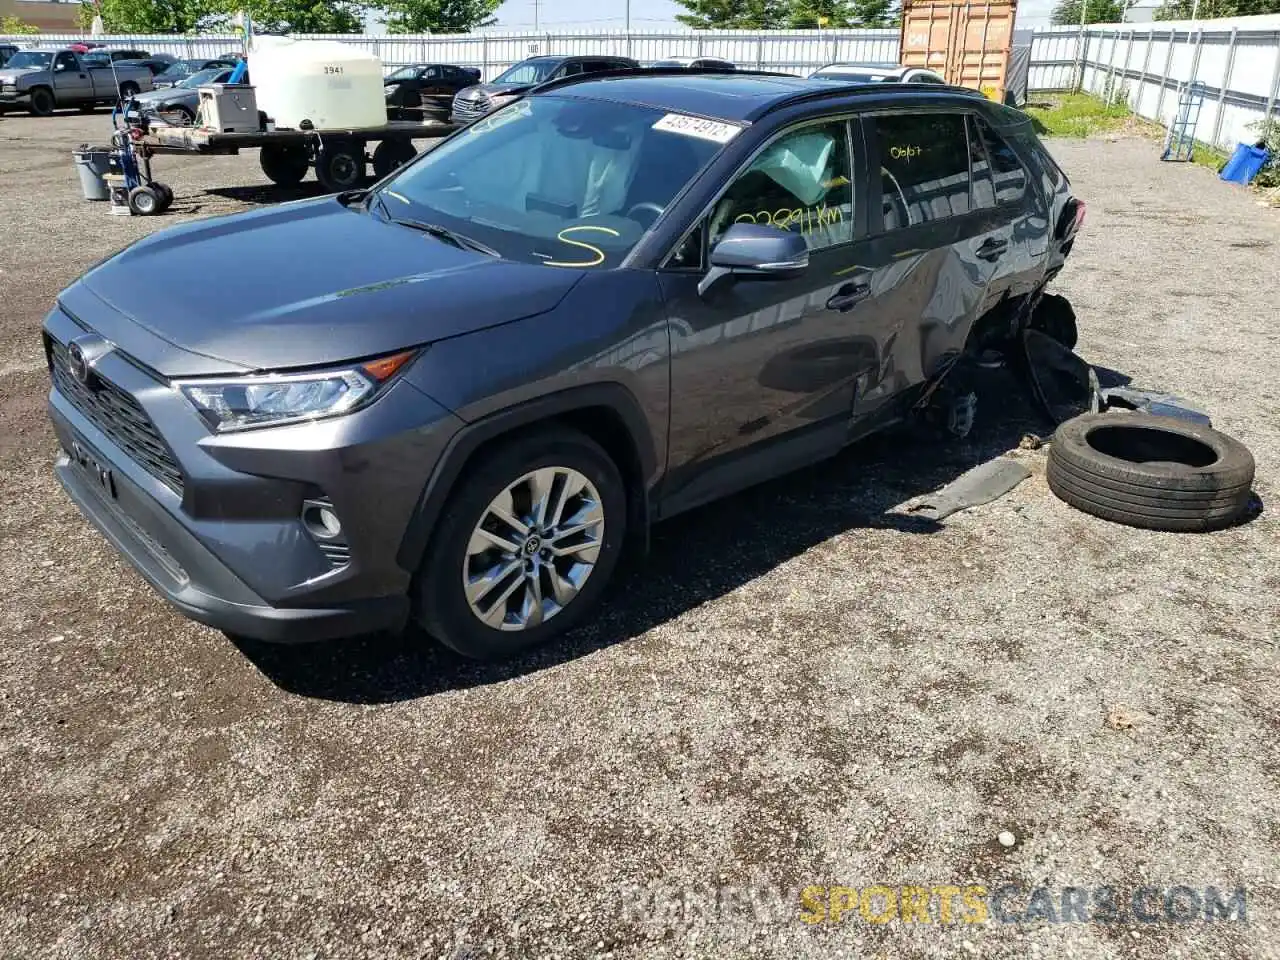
[{"left": 463, "top": 467, "right": 604, "bottom": 631}]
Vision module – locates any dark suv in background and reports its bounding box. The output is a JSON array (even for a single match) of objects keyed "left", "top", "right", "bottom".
[
  {"left": 45, "top": 71, "right": 1080, "bottom": 659},
  {"left": 450, "top": 54, "right": 640, "bottom": 123}
]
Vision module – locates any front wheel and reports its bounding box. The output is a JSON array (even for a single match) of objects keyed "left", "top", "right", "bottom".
[
  {"left": 416, "top": 427, "right": 627, "bottom": 660},
  {"left": 28, "top": 87, "right": 55, "bottom": 117}
]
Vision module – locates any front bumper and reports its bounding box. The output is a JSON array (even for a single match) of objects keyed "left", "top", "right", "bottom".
[
  {"left": 0, "top": 89, "right": 28, "bottom": 105},
  {"left": 44, "top": 303, "right": 464, "bottom": 643}
]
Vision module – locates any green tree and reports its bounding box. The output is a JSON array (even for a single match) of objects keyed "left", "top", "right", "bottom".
[
  {"left": 1, "top": 15, "right": 40, "bottom": 33},
  {"left": 1156, "top": 0, "right": 1280, "bottom": 17},
  {"left": 1049, "top": 0, "right": 1133, "bottom": 24},
  {"left": 380, "top": 0, "right": 502, "bottom": 33},
  {"left": 81, "top": 0, "right": 364, "bottom": 33},
  {"left": 674, "top": 0, "right": 790, "bottom": 29},
  {"left": 787, "top": 0, "right": 896, "bottom": 27}
]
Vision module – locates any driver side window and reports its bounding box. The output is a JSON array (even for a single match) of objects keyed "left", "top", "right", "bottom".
[
  {"left": 55, "top": 53, "right": 78, "bottom": 72},
  {"left": 708, "top": 120, "right": 854, "bottom": 253}
]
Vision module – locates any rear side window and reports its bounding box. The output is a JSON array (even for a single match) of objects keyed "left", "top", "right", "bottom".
[
  {"left": 973, "top": 117, "right": 1027, "bottom": 204},
  {"left": 873, "top": 113, "right": 971, "bottom": 230}
]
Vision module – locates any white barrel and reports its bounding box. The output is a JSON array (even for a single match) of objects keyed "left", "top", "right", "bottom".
[{"left": 251, "top": 36, "right": 387, "bottom": 131}]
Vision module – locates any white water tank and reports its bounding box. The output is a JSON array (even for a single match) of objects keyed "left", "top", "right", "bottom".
[{"left": 251, "top": 36, "right": 386, "bottom": 131}]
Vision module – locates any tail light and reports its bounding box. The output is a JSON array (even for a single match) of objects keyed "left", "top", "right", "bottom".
[
  {"left": 1056, "top": 198, "right": 1086, "bottom": 240},
  {"left": 1072, "top": 199, "right": 1087, "bottom": 232}
]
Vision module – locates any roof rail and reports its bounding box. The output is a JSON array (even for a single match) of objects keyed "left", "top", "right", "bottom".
[
  {"left": 752, "top": 81, "right": 988, "bottom": 119},
  {"left": 530, "top": 65, "right": 798, "bottom": 96}
]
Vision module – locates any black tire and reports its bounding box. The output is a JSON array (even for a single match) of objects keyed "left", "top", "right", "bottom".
[
  {"left": 371, "top": 138, "right": 416, "bottom": 179},
  {"left": 152, "top": 182, "right": 174, "bottom": 211},
  {"left": 1029, "top": 292, "right": 1078, "bottom": 350},
  {"left": 1046, "top": 413, "right": 1255, "bottom": 532},
  {"left": 119, "top": 82, "right": 140, "bottom": 99},
  {"left": 258, "top": 143, "right": 310, "bottom": 186},
  {"left": 128, "top": 184, "right": 161, "bottom": 216},
  {"left": 314, "top": 140, "right": 365, "bottom": 192},
  {"left": 28, "top": 87, "right": 55, "bottom": 117},
  {"left": 416, "top": 426, "right": 628, "bottom": 660}
]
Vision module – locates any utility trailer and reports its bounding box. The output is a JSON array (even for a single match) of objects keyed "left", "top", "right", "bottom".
[{"left": 133, "top": 119, "right": 457, "bottom": 192}]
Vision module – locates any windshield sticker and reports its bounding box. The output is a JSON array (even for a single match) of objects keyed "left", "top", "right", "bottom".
[
  {"left": 543, "top": 225, "right": 620, "bottom": 268},
  {"left": 652, "top": 113, "right": 743, "bottom": 144}
]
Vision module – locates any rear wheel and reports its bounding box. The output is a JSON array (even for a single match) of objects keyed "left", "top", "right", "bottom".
[
  {"left": 416, "top": 427, "right": 627, "bottom": 660},
  {"left": 258, "top": 143, "right": 310, "bottom": 186},
  {"left": 371, "top": 139, "right": 417, "bottom": 179},
  {"left": 314, "top": 139, "right": 365, "bottom": 192},
  {"left": 160, "top": 104, "right": 195, "bottom": 125},
  {"left": 28, "top": 87, "right": 55, "bottom": 117}
]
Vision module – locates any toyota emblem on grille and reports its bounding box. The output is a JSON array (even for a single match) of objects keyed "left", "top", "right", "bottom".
[{"left": 66, "top": 335, "right": 112, "bottom": 390}]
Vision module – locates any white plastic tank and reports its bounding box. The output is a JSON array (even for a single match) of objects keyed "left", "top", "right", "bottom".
[{"left": 251, "top": 36, "right": 387, "bottom": 131}]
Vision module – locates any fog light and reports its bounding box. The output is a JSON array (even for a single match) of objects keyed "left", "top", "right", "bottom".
[{"left": 302, "top": 499, "right": 342, "bottom": 539}]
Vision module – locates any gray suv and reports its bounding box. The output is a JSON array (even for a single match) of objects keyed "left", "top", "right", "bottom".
[{"left": 45, "top": 72, "right": 1080, "bottom": 659}]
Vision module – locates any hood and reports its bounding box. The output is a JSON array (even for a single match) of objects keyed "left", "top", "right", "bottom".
[
  {"left": 68, "top": 196, "right": 586, "bottom": 376},
  {"left": 0, "top": 66, "right": 38, "bottom": 82},
  {"left": 458, "top": 82, "right": 530, "bottom": 99},
  {"left": 132, "top": 87, "right": 186, "bottom": 105}
]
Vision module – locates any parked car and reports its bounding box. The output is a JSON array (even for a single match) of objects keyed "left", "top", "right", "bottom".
[
  {"left": 115, "top": 55, "right": 180, "bottom": 77},
  {"left": 127, "top": 66, "right": 244, "bottom": 124},
  {"left": 810, "top": 62, "right": 947, "bottom": 84},
  {"left": 385, "top": 63, "right": 481, "bottom": 121},
  {"left": 44, "top": 73, "right": 1080, "bottom": 658},
  {"left": 0, "top": 44, "right": 18, "bottom": 69},
  {"left": 0, "top": 49, "right": 153, "bottom": 116},
  {"left": 66, "top": 42, "right": 106, "bottom": 54},
  {"left": 152, "top": 56, "right": 240, "bottom": 89},
  {"left": 650, "top": 56, "right": 737, "bottom": 71},
  {"left": 81, "top": 47, "right": 152, "bottom": 66},
  {"left": 451, "top": 54, "right": 639, "bottom": 124}
]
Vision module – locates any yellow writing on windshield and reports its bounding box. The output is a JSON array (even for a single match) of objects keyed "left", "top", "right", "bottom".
[
  {"left": 889, "top": 145, "right": 922, "bottom": 162},
  {"left": 544, "top": 225, "right": 621, "bottom": 268},
  {"left": 735, "top": 204, "right": 844, "bottom": 236}
]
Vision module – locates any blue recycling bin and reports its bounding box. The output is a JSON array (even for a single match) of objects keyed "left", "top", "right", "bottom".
[{"left": 1219, "top": 143, "right": 1269, "bottom": 185}]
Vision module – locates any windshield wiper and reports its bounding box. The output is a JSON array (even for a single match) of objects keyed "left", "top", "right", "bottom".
[{"left": 385, "top": 216, "right": 500, "bottom": 257}]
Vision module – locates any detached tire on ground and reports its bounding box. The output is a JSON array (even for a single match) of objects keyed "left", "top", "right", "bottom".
[
  {"left": 416, "top": 426, "right": 627, "bottom": 661},
  {"left": 1046, "top": 413, "right": 1255, "bottom": 532}
]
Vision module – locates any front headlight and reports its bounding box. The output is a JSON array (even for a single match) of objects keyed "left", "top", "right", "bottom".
[{"left": 176, "top": 349, "right": 417, "bottom": 433}]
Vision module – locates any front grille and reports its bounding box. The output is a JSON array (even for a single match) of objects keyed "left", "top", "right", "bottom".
[
  {"left": 451, "top": 93, "right": 489, "bottom": 124},
  {"left": 48, "top": 337, "right": 185, "bottom": 496}
]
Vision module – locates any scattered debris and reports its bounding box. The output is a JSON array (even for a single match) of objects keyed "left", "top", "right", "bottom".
[
  {"left": 1018, "top": 433, "right": 1044, "bottom": 451},
  {"left": 1099, "top": 386, "right": 1212, "bottom": 427},
  {"left": 1105, "top": 705, "right": 1153, "bottom": 732},
  {"left": 898, "top": 459, "right": 1032, "bottom": 521},
  {"left": 997, "top": 830, "right": 1018, "bottom": 848}
]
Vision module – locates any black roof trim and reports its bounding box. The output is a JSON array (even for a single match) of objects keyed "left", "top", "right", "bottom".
[
  {"left": 530, "top": 66, "right": 793, "bottom": 95},
  {"left": 751, "top": 82, "right": 988, "bottom": 120}
]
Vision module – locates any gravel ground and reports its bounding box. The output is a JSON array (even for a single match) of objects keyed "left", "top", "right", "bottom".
[{"left": 1, "top": 112, "right": 1278, "bottom": 960}]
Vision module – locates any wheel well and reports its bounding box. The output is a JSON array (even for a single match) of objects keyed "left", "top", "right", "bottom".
[{"left": 397, "top": 399, "right": 654, "bottom": 574}]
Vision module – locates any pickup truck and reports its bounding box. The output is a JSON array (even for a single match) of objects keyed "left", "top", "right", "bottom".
[{"left": 0, "top": 48, "right": 153, "bottom": 117}]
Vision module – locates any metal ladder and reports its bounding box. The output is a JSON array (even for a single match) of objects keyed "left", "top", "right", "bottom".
[{"left": 1161, "top": 81, "right": 1206, "bottom": 161}]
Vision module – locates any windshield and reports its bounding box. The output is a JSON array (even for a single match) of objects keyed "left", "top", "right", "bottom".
[
  {"left": 5, "top": 51, "right": 52, "bottom": 70},
  {"left": 180, "top": 68, "right": 228, "bottom": 88},
  {"left": 492, "top": 57, "right": 559, "bottom": 85},
  {"left": 379, "top": 96, "right": 727, "bottom": 268},
  {"left": 158, "top": 60, "right": 198, "bottom": 79}
]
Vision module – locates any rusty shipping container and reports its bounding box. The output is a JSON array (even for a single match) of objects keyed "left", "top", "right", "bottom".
[{"left": 898, "top": 0, "right": 1017, "bottom": 103}]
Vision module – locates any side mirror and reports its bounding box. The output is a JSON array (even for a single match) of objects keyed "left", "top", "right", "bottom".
[{"left": 698, "top": 222, "right": 809, "bottom": 297}]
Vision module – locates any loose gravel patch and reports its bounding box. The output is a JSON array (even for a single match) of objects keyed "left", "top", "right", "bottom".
[{"left": 1, "top": 115, "right": 1277, "bottom": 959}]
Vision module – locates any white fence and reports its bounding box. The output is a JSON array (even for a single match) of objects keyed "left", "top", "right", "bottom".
[
  {"left": 1031, "top": 22, "right": 1280, "bottom": 150},
  {"left": 4, "top": 23, "right": 1278, "bottom": 149},
  {"left": 0, "top": 29, "right": 899, "bottom": 76}
]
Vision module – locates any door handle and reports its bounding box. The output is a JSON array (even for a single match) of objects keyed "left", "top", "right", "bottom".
[
  {"left": 976, "top": 238, "right": 1009, "bottom": 262},
  {"left": 826, "top": 281, "right": 871, "bottom": 312}
]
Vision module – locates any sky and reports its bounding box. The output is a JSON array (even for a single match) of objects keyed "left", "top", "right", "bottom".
[{"left": 487, "top": 0, "right": 1060, "bottom": 30}]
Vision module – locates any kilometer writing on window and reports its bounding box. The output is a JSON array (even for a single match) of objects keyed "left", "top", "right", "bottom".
[
  {"left": 735, "top": 204, "right": 844, "bottom": 236},
  {"left": 889, "top": 144, "right": 921, "bottom": 163}
]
